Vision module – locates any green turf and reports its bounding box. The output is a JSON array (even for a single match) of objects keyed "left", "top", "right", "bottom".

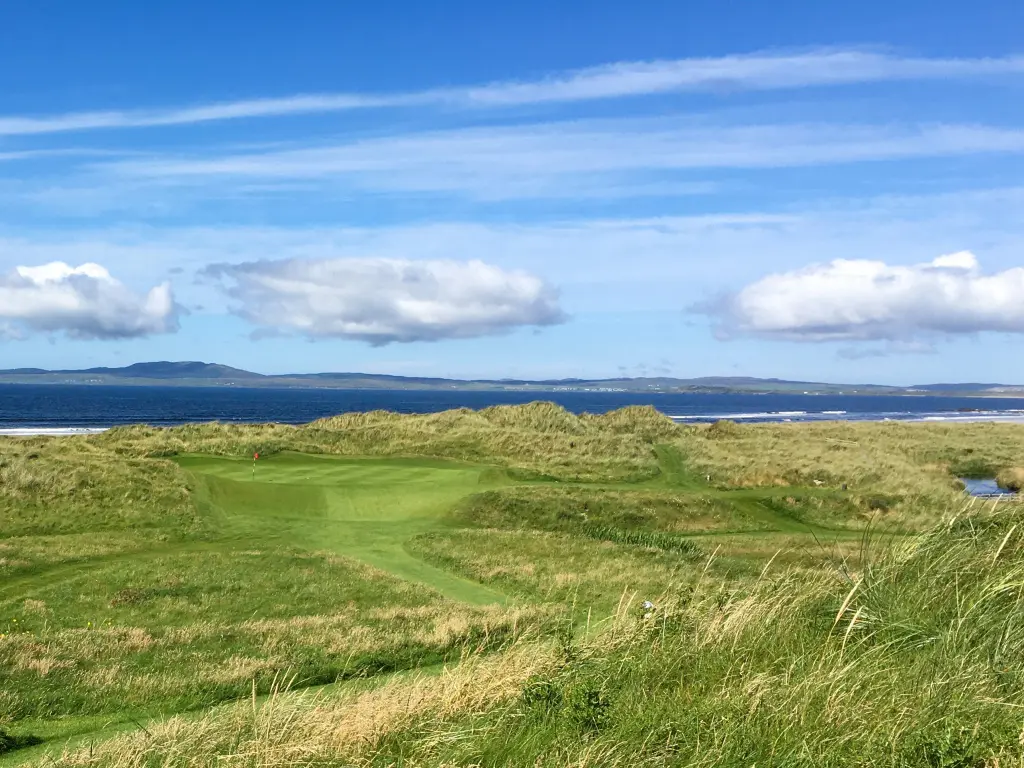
[{"left": 3, "top": 416, "right": 967, "bottom": 763}]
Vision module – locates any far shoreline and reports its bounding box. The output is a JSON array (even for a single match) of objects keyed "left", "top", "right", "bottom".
[{"left": 4, "top": 412, "right": 1024, "bottom": 438}]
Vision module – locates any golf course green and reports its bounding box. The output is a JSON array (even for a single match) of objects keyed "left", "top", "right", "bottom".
[{"left": 176, "top": 453, "right": 512, "bottom": 604}]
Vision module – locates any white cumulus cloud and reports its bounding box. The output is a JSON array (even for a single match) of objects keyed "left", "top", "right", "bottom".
[
  {"left": 0, "top": 262, "right": 178, "bottom": 339},
  {"left": 708, "top": 251, "right": 1024, "bottom": 342},
  {"left": 203, "top": 258, "right": 565, "bottom": 344}
]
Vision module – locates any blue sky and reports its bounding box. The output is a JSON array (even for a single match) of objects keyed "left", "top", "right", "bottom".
[{"left": 1, "top": 0, "right": 1024, "bottom": 384}]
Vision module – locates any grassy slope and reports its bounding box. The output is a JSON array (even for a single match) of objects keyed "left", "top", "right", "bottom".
[
  {"left": 42, "top": 507, "right": 1024, "bottom": 768},
  {"left": 3, "top": 407, "right": 1024, "bottom": 765}
]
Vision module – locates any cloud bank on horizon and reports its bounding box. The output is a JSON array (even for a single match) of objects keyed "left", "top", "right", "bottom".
[{"left": 1, "top": 32, "right": 1023, "bottom": 381}]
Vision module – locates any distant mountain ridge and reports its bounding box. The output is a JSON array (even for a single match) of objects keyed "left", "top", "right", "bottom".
[
  {"left": 0, "top": 361, "right": 1020, "bottom": 396},
  {"left": 65, "top": 362, "right": 264, "bottom": 380}
]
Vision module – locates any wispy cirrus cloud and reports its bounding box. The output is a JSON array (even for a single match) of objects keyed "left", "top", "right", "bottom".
[
  {"left": 94, "top": 120, "right": 1024, "bottom": 202},
  {"left": 1, "top": 49, "right": 1022, "bottom": 136}
]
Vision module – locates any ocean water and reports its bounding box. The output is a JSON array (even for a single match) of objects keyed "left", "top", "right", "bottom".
[{"left": 0, "top": 384, "right": 1023, "bottom": 434}]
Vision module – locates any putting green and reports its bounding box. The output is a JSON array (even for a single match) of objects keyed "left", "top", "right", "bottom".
[{"left": 175, "top": 453, "right": 511, "bottom": 605}]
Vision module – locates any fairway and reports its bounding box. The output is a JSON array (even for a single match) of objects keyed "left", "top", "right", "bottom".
[{"left": 175, "top": 453, "right": 511, "bottom": 604}]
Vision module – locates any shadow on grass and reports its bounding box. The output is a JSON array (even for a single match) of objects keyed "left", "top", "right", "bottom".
[{"left": 0, "top": 730, "right": 43, "bottom": 757}]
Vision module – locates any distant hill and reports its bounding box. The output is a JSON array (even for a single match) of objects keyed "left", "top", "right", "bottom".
[
  {"left": 0, "top": 361, "right": 1019, "bottom": 396},
  {"left": 65, "top": 362, "right": 265, "bottom": 380}
]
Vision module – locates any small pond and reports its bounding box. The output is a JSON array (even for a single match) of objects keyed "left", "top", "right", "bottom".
[{"left": 961, "top": 477, "right": 1018, "bottom": 498}]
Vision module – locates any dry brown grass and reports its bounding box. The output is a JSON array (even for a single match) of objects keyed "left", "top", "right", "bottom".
[
  {"left": 49, "top": 641, "right": 560, "bottom": 768},
  {"left": 0, "top": 600, "right": 555, "bottom": 722},
  {"left": 997, "top": 467, "right": 1024, "bottom": 491}
]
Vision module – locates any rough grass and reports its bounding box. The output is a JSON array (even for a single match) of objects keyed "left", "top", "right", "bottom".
[
  {"left": 0, "top": 440, "right": 198, "bottom": 538},
  {"left": 452, "top": 486, "right": 774, "bottom": 534},
  {"left": 997, "top": 466, "right": 1024, "bottom": 492},
  {"left": 0, "top": 532, "right": 160, "bottom": 580},
  {"left": 682, "top": 420, "right": 1024, "bottom": 524},
  {"left": 47, "top": 506, "right": 1024, "bottom": 767},
  {"left": 45, "top": 641, "right": 563, "bottom": 768},
  {"left": 408, "top": 528, "right": 696, "bottom": 610},
  {"left": 0, "top": 545, "right": 554, "bottom": 721}
]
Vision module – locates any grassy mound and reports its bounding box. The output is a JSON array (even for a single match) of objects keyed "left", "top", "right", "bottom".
[
  {"left": 5, "top": 410, "right": 1024, "bottom": 765},
  {"left": 0, "top": 439, "right": 198, "bottom": 538},
  {"left": 96, "top": 403, "right": 672, "bottom": 482}
]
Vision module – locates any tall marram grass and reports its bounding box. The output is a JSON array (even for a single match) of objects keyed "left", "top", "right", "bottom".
[
  {"left": 97, "top": 403, "right": 677, "bottom": 482},
  {"left": 48, "top": 504, "right": 1024, "bottom": 767}
]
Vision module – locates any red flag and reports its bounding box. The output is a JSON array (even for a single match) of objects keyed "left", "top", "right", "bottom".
[{"left": 254, "top": 452, "right": 259, "bottom": 460}]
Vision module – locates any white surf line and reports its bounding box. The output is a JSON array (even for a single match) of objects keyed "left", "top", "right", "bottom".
[
  {"left": 0, "top": 427, "right": 111, "bottom": 436},
  {"left": 670, "top": 411, "right": 811, "bottom": 421},
  {"left": 915, "top": 414, "right": 1024, "bottom": 424},
  {"left": 668, "top": 413, "right": 1024, "bottom": 423}
]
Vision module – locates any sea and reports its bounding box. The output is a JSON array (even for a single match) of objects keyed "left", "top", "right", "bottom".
[{"left": 0, "top": 384, "right": 1023, "bottom": 435}]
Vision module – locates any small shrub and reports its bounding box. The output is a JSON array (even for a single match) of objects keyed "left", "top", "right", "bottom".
[
  {"left": 705, "top": 420, "right": 742, "bottom": 439},
  {"left": 996, "top": 467, "right": 1024, "bottom": 493},
  {"left": 522, "top": 677, "right": 563, "bottom": 718},
  {"left": 566, "top": 682, "right": 611, "bottom": 732},
  {"left": 865, "top": 495, "right": 896, "bottom": 512}
]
